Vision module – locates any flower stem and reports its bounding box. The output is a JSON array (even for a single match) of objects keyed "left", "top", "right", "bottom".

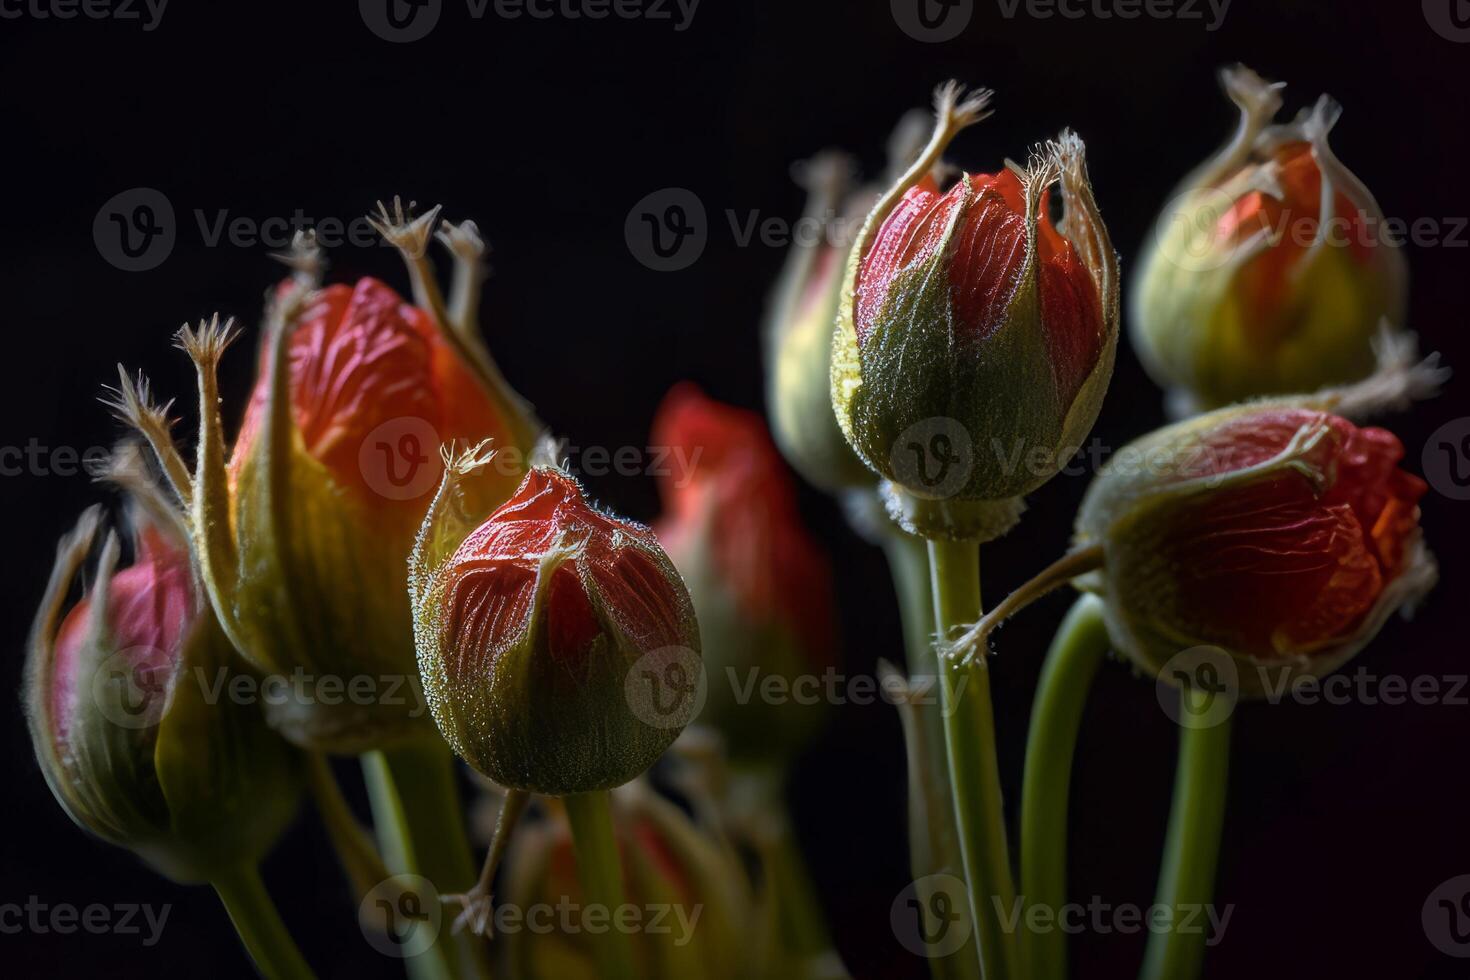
[
  {"left": 1139, "top": 690, "right": 1232, "bottom": 980},
  {"left": 1020, "top": 594, "right": 1109, "bottom": 980},
  {"left": 362, "top": 741, "right": 491, "bottom": 980},
  {"left": 211, "top": 864, "right": 315, "bottom": 980},
  {"left": 304, "top": 752, "right": 390, "bottom": 902},
  {"left": 564, "top": 790, "right": 637, "bottom": 980},
  {"left": 926, "top": 538, "right": 1019, "bottom": 980},
  {"left": 883, "top": 530, "right": 980, "bottom": 980}
]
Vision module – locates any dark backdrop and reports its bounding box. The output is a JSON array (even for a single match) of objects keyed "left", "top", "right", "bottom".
[{"left": 2, "top": 1, "right": 1467, "bottom": 977}]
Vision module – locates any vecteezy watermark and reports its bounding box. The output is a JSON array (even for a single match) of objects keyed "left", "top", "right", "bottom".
[
  {"left": 891, "top": 0, "right": 973, "bottom": 43},
  {"left": 361, "top": 875, "right": 443, "bottom": 958},
  {"left": 892, "top": 875, "right": 974, "bottom": 958},
  {"left": 0, "top": 440, "right": 110, "bottom": 478},
  {"left": 89, "top": 660, "right": 432, "bottom": 730},
  {"left": 892, "top": 418, "right": 975, "bottom": 500},
  {"left": 191, "top": 668, "right": 430, "bottom": 717},
  {"left": 94, "top": 188, "right": 176, "bottom": 272},
  {"left": 0, "top": 897, "right": 170, "bottom": 946},
  {"left": 1423, "top": 417, "right": 1470, "bottom": 501},
  {"left": 1157, "top": 645, "right": 1470, "bottom": 727},
  {"left": 0, "top": 0, "right": 167, "bottom": 30},
  {"left": 624, "top": 191, "right": 870, "bottom": 272},
  {"left": 995, "top": 0, "right": 1230, "bottom": 31},
  {"left": 481, "top": 898, "right": 703, "bottom": 943},
  {"left": 990, "top": 896, "right": 1233, "bottom": 945},
  {"left": 1424, "top": 0, "right": 1470, "bottom": 43},
  {"left": 93, "top": 193, "right": 423, "bottom": 272},
  {"left": 357, "top": 417, "right": 711, "bottom": 503},
  {"left": 1424, "top": 875, "right": 1470, "bottom": 957},
  {"left": 1157, "top": 646, "right": 1240, "bottom": 729},
  {"left": 724, "top": 666, "right": 970, "bottom": 716},
  {"left": 359, "top": 0, "right": 698, "bottom": 43},
  {"left": 1153, "top": 186, "right": 1467, "bottom": 275},
  {"left": 624, "top": 646, "right": 706, "bottom": 729},
  {"left": 625, "top": 188, "right": 707, "bottom": 272}
]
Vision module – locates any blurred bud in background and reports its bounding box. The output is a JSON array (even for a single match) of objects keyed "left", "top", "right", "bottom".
[
  {"left": 500, "top": 782, "right": 750, "bottom": 980},
  {"left": 653, "top": 384, "right": 838, "bottom": 768}
]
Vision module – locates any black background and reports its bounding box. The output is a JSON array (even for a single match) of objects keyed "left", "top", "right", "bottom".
[{"left": 2, "top": 1, "right": 1468, "bottom": 977}]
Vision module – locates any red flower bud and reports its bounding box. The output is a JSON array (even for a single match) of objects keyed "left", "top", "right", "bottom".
[
  {"left": 1070, "top": 403, "right": 1436, "bottom": 694},
  {"left": 141, "top": 208, "right": 542, "bottom": 751},
  {"left": 652, "top": 384, "right": 837, "bottom": 762},
  {"left": 25, "top": 503, "right": 300, "bottom": 882},
  {"left": 854, "top": 169, "right": 1105, "bottom": 401},
  {"left": 832, "top": 83, "right": 1119, "bottom": 539},
  {"left": 413, "top": 462, "right": 701, "bottom": 795}
]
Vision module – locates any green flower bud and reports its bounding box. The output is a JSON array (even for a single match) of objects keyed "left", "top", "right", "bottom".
[
  {"left": 1131, "top": 66, "right": 1409, "bottom": 412},
  {"left": 24, "top": 505, "right": 300, "bottom": 883}
]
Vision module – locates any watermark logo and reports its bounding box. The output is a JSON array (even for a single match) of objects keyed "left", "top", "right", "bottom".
[
  {"left": 94, "top": 188, "right": 175, "bottom": 272},
  {"left": 1423, "top": 417, "right": 1470, "bottom": 501},
  {"left": 0, "top": 0, "right": 168, "bottom": 30},
  {"left": 995, "top": 0, "right": 1230, "bottom": 30},
  {"left": 891, "top": 0, "right": 973, "bottom": 42},
  {"left": 1424, "top": 875, "right": 1470, "bottom": 957},
  {"left": 1424, "top": 0, "right": 1470, "bottom": 42},
  {"left": 0, "top": 897, "right": 170, "bottom": 945},
  {"left": 1156, "top": 646, "right": 1238, "bottom": 728},
  {"left": 361, "top": 875, "right": 443, "bottom": 958},
  {"left": 625, "top": 188, "right": 707, "bottom": 271},
  {"left": 624, "top": 646, "right": 705, "bottom": 729},
  {"left": 891, "top": 418, "right": 974, "bottom": 500},
  {"left": 991, "top": 896, "right": 1233, "bottom": 944},
  {"left": 891, "top": 874, "right": 973, "bottom": 958},
  {"left": 361, "top": 0, "right": 698, "bottom": 41},
  {"left": 360, "top": 417, "right": 442, "bottom": 501},
  {"left": 90, "top": 648, "right": 173, "bottom": 730},
  {"left": 360, "top": 0, "right": 442, "bottom": 42}
]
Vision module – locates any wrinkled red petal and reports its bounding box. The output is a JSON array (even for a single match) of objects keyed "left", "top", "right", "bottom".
[
  {"left": 854, "top": 170, "right": 1103, "bottom": 410},
  {"left": 233, "top": 278, "right": 506, "bottom": 508},
  {"left": 1158, "top": 475, "right": 1382, "bottom": 659},
  {"left": 442, "top": 469, "right": 681, "bottom": 680},
  {"left": 1144, "top": 407, "right": 1425, "bottom": 656}
]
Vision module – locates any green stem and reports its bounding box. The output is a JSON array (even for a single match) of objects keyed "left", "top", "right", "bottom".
[
  {"left": 1139, "top": 689, "right": 1232, "bottom": 980},
  {"left": 564, "top": 790, "right": 637, "bottom": 980},
  {"left": 305, "top": 752, "right": 391, "bottom": 901},
  {"left": 363, "top": 741, "right": 491, "bottom": 980},
  {"left": 212, "top": 864, "right": 315, "bottom": 980},
  {"left": 884, "top": 531, "right": 979, "bottom": 980},
  {"left": 1020, "top": 594, "right": 1109, "bottom": 980},
  {"left": 927, "top": 538, "right": 1019, "bottom": 980}
]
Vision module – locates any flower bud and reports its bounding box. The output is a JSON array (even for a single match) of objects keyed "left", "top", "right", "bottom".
[
  {"left": 412, "top": 459, "right": 701, "bottom": 795},
  {"left": 1131, "top": 66, "right": 1408, "bottom": 411},
  {"left": 153, "top": 208, "right": 541, "bottom": 752},
  {"left": 24, "top": 504, "right": 300, "bottom": 883},
  {"left": 1071, "top": 403, "right": 1435, "bottom": 696},
  {"left": 764, "top": 153, "right": 875, "bottom": 493},
  {"left": 502, "top": 784, "right": 748, "bottom": 980},
  {"left": 831, "top": 84, "right": 1119, "bottom": 539},
  {"left": 652, "top": 384, "right": 838, "bottom": 765}
]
